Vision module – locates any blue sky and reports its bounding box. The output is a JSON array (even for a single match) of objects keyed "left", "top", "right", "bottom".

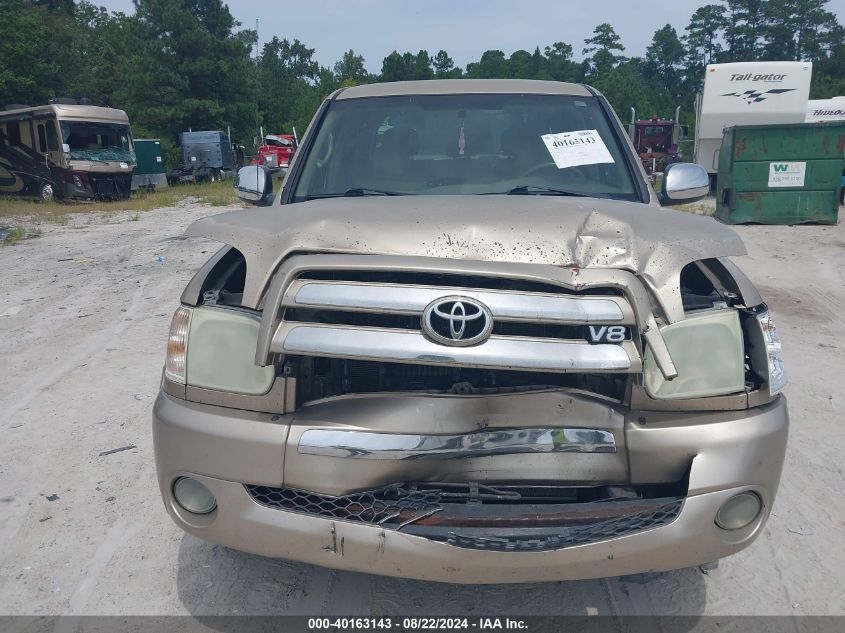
[{"left": 99, "top": 0, "right": 845, "bottom": 74}]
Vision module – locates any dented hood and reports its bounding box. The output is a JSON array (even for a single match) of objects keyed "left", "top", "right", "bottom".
[{"left": 186, "top": 195, "right": 746, "bottom": 320}]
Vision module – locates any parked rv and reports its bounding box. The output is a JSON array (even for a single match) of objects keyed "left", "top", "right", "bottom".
[
  {"left": 805, "top": 97, "right": 845, "bottom": 122},
  {"left": 131, "top": 139, "right": 168, "bottom": 191},
  {"left": 805, "top": 97, "right": 845, "bottom": 203},
  {"left": 0, "top": 102, "right": 135, "bottom": 201},
  {"left": 694, "top": 62, "right": 812, "bottom": 179},
  {"left": 167, "top": 130, "right": 234, "bottom": 184}
]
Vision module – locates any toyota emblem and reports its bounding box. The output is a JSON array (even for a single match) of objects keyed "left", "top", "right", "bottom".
[{"left": 422, "top": 296, "right": 493, "bottom": 347}]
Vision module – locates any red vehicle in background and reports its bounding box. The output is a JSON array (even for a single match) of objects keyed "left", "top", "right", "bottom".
[
  {"left": 628, "top": 109, "right": 684, "bottom": 180},
  {"left": 254, "top": 134, "right": 297, "bottom": 171}
]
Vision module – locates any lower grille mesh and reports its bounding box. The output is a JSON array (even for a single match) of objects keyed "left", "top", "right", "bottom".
[
  {"left": 445, "top": 500, "right": 683, "bottom": 552},
  {"left": 246, "top": 484, "right": 442, "bottom": 525},
  {"left": 244, "top": 483, "right": 683, "bottom": 551}
]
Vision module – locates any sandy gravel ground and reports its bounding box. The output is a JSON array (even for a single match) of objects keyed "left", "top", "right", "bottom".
[{"left": 0, "top": 200, "right": 843, "bottom": 619}]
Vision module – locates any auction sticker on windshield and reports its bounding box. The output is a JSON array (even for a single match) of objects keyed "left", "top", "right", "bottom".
[{"left": 541, "top": 129, "right": 615, "bottom": 169}]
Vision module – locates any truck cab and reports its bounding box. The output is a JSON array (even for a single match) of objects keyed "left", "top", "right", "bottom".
[{"left": 255, "top": 134, "right": 297, "bottom": 171}]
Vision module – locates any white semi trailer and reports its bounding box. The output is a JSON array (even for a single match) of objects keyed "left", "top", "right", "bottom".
[{"left": 693, "top": 61, "right": 813, "bottom": 178}]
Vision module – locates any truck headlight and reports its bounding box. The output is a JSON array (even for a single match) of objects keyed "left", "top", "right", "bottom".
[
  {"left": 757, "top": 311, "right": 787, "bottom": 395},
  {"left": 186, "top": 306, "right": 275, "bottom": 395},
  {"left": 643, "top": 309, "right": 745, "bottom": 399},
  {"left": 72, "top": 174, "right": 83, "bottom": 188},
  {"left": 164, "top": 305, "right": 275, "bottom": 395},
  {"left": 165, "top": 307, "right": 192, "bottom": 384}
]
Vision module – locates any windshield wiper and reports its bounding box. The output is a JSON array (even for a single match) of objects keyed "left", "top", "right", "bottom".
[
  {"left": 343, "top": 187, "right": 405, "bottom": 196},
  {"left": 303, "top": 188, "right": 406, "bottom": 200},
  {"left": 499, "top": 185, "right": 589, "bottom": 197}
]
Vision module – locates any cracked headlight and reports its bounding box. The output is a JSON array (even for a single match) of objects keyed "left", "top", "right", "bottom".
[
  {"left": 757, "top": 311, "right": 787, "bottom": 395},
  {"left": 643, "top": 309, "right": 745, "bottom": 400}
]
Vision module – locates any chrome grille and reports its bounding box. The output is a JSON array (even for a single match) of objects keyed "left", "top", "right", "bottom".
[{"left": 269, "top": 271, "right": 642, "bottom": 374}]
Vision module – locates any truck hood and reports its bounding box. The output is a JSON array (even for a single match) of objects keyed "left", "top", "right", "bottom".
[{"left": 185, "top": 195, "right": 746, "bottom": 321}]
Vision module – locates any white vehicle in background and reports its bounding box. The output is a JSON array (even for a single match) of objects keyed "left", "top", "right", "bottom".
[
  {"left": 805, "top": 96, "right": 845, "bottom": 204},
  {"left": 694, "top": 61, "right": 812, "bottom": 180},
  {"left": 805, "top": 97, "right": 845, "bottom": 122}
]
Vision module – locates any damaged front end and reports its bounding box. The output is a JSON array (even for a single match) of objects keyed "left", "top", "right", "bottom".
[{"left": 152, "top": 198, "right": 788, "bottom": 581}]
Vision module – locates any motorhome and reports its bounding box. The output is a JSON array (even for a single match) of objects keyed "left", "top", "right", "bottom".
[
  {"left": 694, "top": 62, "right": 812, "bottom": 178},
  {"left": 0, "top": 102, "right": 135, "bottom": 201},
  {"left": 805, "top": 97, "right": 845, "bottom": 122}
]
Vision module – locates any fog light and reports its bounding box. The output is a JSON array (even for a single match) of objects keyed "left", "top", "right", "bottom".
[
  {"left": 72, "top": 174, "right": 83, "bottom": 188},
  {"left": 715, "top": 492, "right": 761, "bottom": 530},
  {"left": 173, "top": 477, "right": 216, "bottom": 514}
]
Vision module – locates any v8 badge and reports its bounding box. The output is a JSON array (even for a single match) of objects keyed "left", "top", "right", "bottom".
[{"left": 586, "top": 325, "right": 628, "bottom": 344}]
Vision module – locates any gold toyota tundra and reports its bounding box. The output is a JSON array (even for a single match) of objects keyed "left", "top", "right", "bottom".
[{"left": 153, "top": 80, "right": 788, "bottom": 583}]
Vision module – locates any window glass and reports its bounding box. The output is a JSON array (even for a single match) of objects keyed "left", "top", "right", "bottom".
[
  {"left": 45, "top": 120, "right": 58, "bottom": 151},
  {"left": 7, "top": 121, "right": 22, "bottom": 146},
  {"left": 294, "top": 93, "right": 638, "bottom": 201},
  {"left": 38, "top": 124, "right": 47, "bottom": 153},
  {"left": 59, "top": 121, "right": 134, "bottom": 162}
]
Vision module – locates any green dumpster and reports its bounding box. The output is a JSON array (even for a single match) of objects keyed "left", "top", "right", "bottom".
[
  {"left": 715, "top": 122, "right": 845, "bottom": 225},
  {"left": 131, "top": 139, "right": 168, "bottom": 190}
]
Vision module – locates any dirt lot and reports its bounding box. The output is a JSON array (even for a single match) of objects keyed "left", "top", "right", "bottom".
[{"left": 0, "top": 198, "right": 843, "bottom": 618}]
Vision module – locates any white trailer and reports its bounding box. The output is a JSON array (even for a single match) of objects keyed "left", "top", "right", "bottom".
[
  {"left": 694, "top": 61, "right": 813, "bottom": 176},
  {"left": 805, "top": 97, "right": 845, "bottom": 122}
]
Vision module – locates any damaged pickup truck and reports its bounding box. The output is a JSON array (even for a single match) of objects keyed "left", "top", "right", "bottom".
[{"left": 153, "top": 80, "right": 788, "bottom": 583}]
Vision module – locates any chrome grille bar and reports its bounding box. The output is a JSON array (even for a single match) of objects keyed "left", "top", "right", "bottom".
[
  {"left": 272, "top": 324, "right": 638, "bottom": 373},
  {"left": 287, "top": 280, "right": 629, "bottom": 323},
  {"left": 298, "top": 427, "right": 617, "bottom": 459}
]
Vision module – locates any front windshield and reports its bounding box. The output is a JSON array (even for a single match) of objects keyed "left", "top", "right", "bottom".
[
  {"left": 60, "top": 121, "right": 134, "bottom": 163},
  {"left": 266, "top": 136, "right": 292, "bottom": 147},
  {"left": 293, "top": 93, "right": 638, "bottom": 201}
]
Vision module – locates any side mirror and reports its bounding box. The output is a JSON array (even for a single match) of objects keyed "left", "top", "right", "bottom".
[
  {"left": 233, "top": 165, "right": 274, "bottom": 206},
  {"left": 659, "top": 163, "right": 710, "bottom": 205}
]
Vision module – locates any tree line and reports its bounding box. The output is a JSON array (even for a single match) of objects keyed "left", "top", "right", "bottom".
[{"left": 1, "top": 0, "right": 843, "bottom": 166}]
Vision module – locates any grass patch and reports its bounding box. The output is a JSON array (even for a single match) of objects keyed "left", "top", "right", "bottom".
[
  {"left": 0, "top": 179, "right": 239, "bottom": 219},
  {"left": 2, "top": 226, "right": 41, "bottom": 245}
]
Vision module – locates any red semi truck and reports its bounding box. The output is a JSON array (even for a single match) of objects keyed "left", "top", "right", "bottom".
[
  {"left": 254, "top": 134, "right": 297, "bottom": 171},
  {"left": 628, "top": 108, "right": 683, "bottom": 180}
]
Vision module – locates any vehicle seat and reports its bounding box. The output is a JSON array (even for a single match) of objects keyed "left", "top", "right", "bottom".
[
  {"left": 372, "top": 126, "right": 419, "bottom": 183},
  {"left": 500, "top": 126, "right": 546, "bottom": 175}
]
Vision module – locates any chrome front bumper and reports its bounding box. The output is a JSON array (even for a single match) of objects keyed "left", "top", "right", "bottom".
[{"left": 152, "top": 391, "right": 788, "bottom": 583}]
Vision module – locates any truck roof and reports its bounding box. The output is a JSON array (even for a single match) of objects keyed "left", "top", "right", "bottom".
[{"left": 336, "top": 79, "right": 592, "bottom": 100}]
